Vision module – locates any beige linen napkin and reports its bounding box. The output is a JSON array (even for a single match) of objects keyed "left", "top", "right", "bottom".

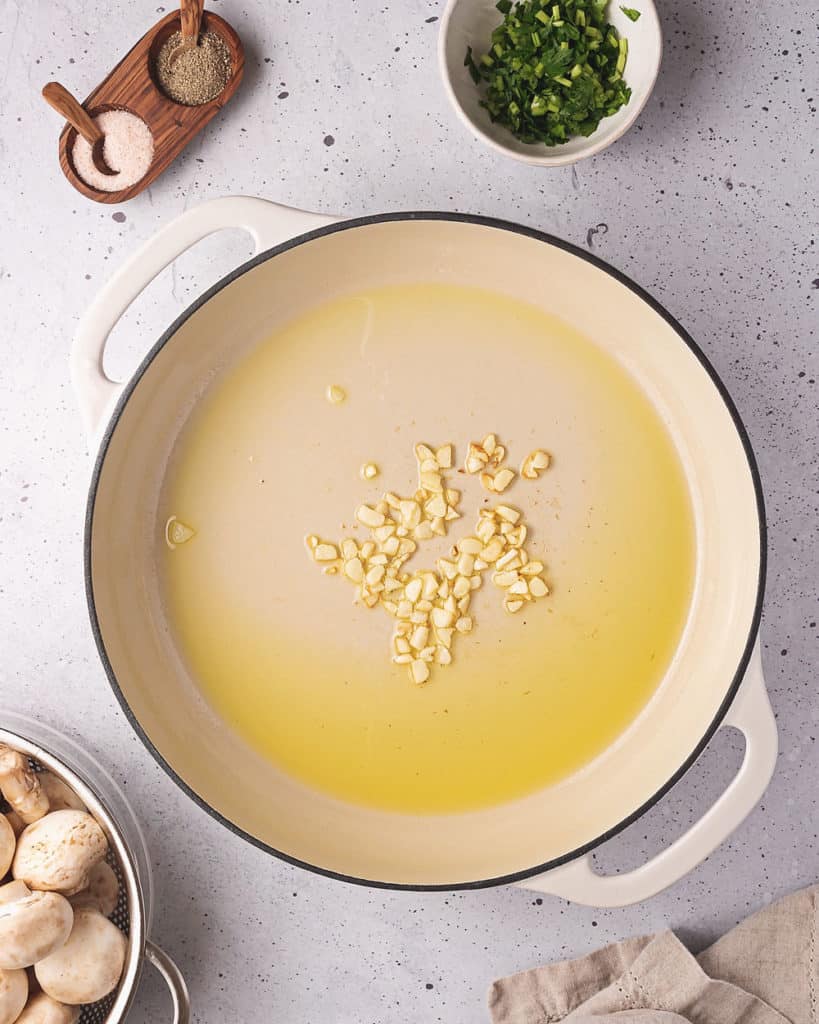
[{"left": 489, "top": 885, "right": 819, "bottom": 1024}]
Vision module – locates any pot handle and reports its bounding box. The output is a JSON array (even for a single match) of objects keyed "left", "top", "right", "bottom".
[
  {"left": 145, "top": 940, "right": 191, "bottom": 1023},
  {"left": 71, "top": 196, "right": 338, "bottom": 443},
  {"left": 520, "top": 640, "right": 777, "bottom": 907}
]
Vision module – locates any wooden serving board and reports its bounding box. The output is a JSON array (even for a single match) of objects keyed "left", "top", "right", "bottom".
[{"left": 57, "top": 10, "right": 244, "bottom": 204}]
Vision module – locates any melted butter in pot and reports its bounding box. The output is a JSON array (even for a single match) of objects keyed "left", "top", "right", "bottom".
[{"left": 158, "top": 284, "right": 695, "bottom": 814}]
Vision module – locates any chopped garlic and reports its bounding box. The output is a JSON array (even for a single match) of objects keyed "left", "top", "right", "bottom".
[
  {"left": 436, "top": 627, "right": 454, "bottom": 647},
  {"left": 425, "top": 494, "right": 447, "bottom": 518},
  {"left": 432, "top": 607, "right": 455, "bottom": 629},
  {"left": 436, "top": 445, "right": 453, "bottom": 468},
  {"left": 344, "top": 558, "right": 364, "bottom": 583},
  {"left": 457, "top": 537, "right": 483, "bottom": 556},
  {"left": 495, "top": 505, "right": 521, "bottom": 524},
  {"left": 481, "top": 537, "right": 504, "bottom": 563},
  {"left": 361, "top": 462, "right": 379, "bottom": 480},
  {"left": 411, "top": 660, "right": 430, "bottom": 685},
  {"left": 520, "top": 560, "right": 544, "bottom": 576},
  {"left": 357, "top": 505, "right": 385, "bottom": 528},
  {"left": 365, "top": 564, "right": 385, "bottom": 586},
  {"left": 453, "top": 576, "right": 471, "bottom": 599},
  {"left": 420, "top": 471, "right": 443, "bottom": 493},
  {"left": 414, "top": 521, "right": 434, "bottom": 541},
  {"left": 314, "top": 543, "right": 338, "bottom": 562},
  {"left": 521, "top": 449, "right": 551, "bottom": 480},
  {"left": 306, "top": 437, "right": 552, "bottom": 684},
  {"left": 410, "top": 625, "right": 430, "bottom": 650},
  {"left": 326, "top": 384, "right": 346, "bottom": 404},
  {"left": 456, "top": 554, "right": 474, "bottom": 577},
  {"left": 475, "top": 518, "right": 496, "bottom": 544}
]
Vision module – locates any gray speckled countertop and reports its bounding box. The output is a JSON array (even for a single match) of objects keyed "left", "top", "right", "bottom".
[{"left": 1, "top": 0, "right": 817, "bottom": 1020}]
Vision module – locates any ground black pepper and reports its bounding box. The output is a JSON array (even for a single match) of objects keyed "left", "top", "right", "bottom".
[{"left": 155, "top": 30, "right": 232, "bottom": 106}]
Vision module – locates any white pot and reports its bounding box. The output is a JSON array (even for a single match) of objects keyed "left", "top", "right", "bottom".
[{"left": 75, "top": 197, "right": 776, "bottom": 905}]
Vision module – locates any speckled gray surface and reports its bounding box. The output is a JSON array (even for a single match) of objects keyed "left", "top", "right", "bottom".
[{"left": 1, "top": 0, "right": 817, "bottom": 1020}]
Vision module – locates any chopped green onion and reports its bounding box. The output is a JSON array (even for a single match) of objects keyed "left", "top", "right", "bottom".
[
  {"left": 464, "top": 0, "right": 632, "bottom": 147},
  {"left": 616, "top": 36, "right": 628, "bottom": 72},
  {"left": 620, "top": 5, "right": 641, "bottom": 20},
  {"left": 464, "top": 45, "right": 481, "bottom": 84}
]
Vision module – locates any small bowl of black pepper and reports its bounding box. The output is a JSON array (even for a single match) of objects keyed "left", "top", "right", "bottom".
[{"left": 151, "top": 15, "right": 234, "bottom": 106}]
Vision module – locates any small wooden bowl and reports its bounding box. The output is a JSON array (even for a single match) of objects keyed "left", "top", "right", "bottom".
[{"left": 57, "top": 11, "right": 244, "bottom": 203}]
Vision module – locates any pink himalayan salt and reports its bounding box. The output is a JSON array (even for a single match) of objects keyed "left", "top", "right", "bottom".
[{"left": 71, "top": 110, "right": 154, "bottom": 193}]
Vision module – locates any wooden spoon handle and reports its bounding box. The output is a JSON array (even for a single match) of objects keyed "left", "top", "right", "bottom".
[
  {"left": 179, "top": 0, "right": 204, "bottom": 43},
  {"left": 42, "top": 82, "right": 102, "bottom": 146}
]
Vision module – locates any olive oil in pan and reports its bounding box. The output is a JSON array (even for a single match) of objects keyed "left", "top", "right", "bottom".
[{"left": 159, "top": 284, "right": 696, "bottom": 814}]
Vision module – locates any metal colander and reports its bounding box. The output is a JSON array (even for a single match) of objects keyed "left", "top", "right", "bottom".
[
  {"left": 0, "top": 716, "right": 189, "bottom": 1024},
  {"left": 69, "top": 845, "right": 130, "bottom": 1024}
]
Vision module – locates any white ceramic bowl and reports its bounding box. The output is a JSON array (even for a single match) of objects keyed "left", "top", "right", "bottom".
[{"left": 438, "top": 0, "right": 662, "bottom": 166}]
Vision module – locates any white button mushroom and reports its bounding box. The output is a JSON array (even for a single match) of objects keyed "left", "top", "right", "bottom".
[
  {"left": 68, "top": 861, "right": 119, "bottom": 919},
  {"left": 0, "top": 815, "right": 14, "bottom": 879},
  {"left": 37, "top": 777, "right": 86, "bottom": 816},
  {"left": 0, "top": 967, "right": 27, "bottom": 1024},
  {"left": 34, "top": 908, "right": 126, "bottom": 1006},
  {"left": 4, "top": 812, "right": 25, "bottom": 839},
  {"left": 0, "top": 884, "right": 74, "bottom": 970},
  {"left": 0, "top": 747, "right": 49, "bottom": 826},
  {"left": 14, "top": 992, "right": 79, "bottom": 1024},
  {"left": 13, "top": 811, "right": 107, "bottom": 897},
  {"left": 0, "top": 882, "right": 31, "bottom": 907}
]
